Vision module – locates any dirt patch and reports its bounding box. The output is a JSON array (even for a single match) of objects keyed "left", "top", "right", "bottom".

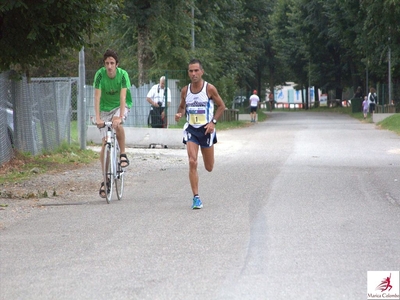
[{"left": 0, "top": 147, "right": 188, "bottom": 230}]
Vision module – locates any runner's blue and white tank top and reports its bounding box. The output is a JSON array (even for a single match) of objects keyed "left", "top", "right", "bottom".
[{"left": 185, "top": 81, "right": 214, "bottom": 128}]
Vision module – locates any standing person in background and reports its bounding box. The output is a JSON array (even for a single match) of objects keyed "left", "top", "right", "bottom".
[
  {"left": 354, "top": 86, "right": 363, "bottom": 99},
  {"left": 368, "top": 87, "right": 377, "bottom": 115},
  {"left": 94, "top": 49, "right": 132, "bottom": 198},
  {"left": 362, "top": 96, "right": 369, "bottom": 119},
  {"left": 175, "top": 59, "right": 226, "bottom": 209},
  {"left": 268, "top": 92, "right": 274, "bottom": 112},
  {"left": 249, "top": 90, "right": 260, "bottom": 122},
  {"left": 146, "top": 76, "right": 172, "bottom": 128}
]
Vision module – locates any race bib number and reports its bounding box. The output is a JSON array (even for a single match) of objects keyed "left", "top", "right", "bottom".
[{"left": 188, "top": 107, "right": 206, "bottom": 125}]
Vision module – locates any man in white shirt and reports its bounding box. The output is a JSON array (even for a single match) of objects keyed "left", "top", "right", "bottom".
[
  {"left": 249, "top": 90, "right": 260, "bottom": 122},
  {"left": 146, "top": 76, "right": 172, "bottom": 128}
]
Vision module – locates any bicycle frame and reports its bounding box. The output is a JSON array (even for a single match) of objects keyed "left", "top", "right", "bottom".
[{"left": 95, "top": 120, "right": 125, "bottom": 203}]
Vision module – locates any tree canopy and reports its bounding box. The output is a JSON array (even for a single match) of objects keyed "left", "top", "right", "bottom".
[
  {"left": 0, "top": 0, "right": 122, "bottom": 73},
  {"left": 1, "top": 0, "right": 400, "bottom": 103}
]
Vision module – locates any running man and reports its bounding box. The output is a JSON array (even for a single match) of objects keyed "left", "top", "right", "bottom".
[
  {"left": 249, "top": 90, "right": 260, "bottom": 122},
  {"left": 175, "top": 59, "right": 226, "bottom": 209}
]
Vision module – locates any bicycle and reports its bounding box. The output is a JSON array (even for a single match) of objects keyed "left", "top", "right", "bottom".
[{"left": 93, "top": 120, "right": 125, "bottom": 203}]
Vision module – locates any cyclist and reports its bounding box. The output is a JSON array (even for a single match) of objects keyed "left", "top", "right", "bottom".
[{"left": 94, "top": 49, "right": 132, "bottom": 198}]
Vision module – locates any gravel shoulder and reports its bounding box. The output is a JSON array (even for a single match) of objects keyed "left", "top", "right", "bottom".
[{"left": 0, "top": 147, "right": 188, "bottom": 230}]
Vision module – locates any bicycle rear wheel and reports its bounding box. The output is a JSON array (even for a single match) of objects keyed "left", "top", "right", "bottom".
[
  {"left": 115, "top": 147, "right": 124, "bottom": 200},
  {"left": 103, "top": 147, "right": 113, "bottom": 203}
]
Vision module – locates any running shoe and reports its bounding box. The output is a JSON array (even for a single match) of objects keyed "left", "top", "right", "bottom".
[{"left": 192, "top": 196, "right": 203, "bottom": 209}]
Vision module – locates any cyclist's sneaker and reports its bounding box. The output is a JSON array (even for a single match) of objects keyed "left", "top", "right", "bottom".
[{"left": 192, "top": 196, "right": 203, "bottom": 209}]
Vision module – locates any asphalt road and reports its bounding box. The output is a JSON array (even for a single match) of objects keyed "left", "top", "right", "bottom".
[{"left": 1, "top": 112, "right": 399, "bottom": 300}]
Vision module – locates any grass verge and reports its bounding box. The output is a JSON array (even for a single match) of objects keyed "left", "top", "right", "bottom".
[
  {"left": 377, "top": 114, "right": 400, "bottom": 135},
  {"left": 0, "top": 143, "right": 99, "bottom": 185}
]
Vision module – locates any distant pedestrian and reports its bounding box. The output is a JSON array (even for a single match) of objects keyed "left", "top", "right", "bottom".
[
  {"left": 368, "top": 87, "right": 377, "bottom": 114},
  {"left": 146, "top": 76, "right": 172, "bottom": 128},
  {"left": 362, "top": 96, "right": 369, "bottom": 119},
  {"left": 249, "top": 90, "right": 260, "bottom": 122},
  {"left": 354, "top": 86, "right": 363, "bottom": 99},
  {"left": 268, "top": 92, "right": 274, "bottom": 112}
]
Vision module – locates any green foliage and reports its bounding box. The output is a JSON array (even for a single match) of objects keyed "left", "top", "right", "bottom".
[
  {"left": 3, "top": 0, "right": 400, "bottom": 101},
  {"left": 269, "top": 0, "right": 400, "bottom": 100},
  {"left": 216, "top": 75, "right": 237, "bottom": 108},
  {"left": 113, "top": 0, "right": 193, "bottom": 72},
  {"left": 109, "top": 0, "right": 278, "bottom": 101},
  {"left": 0, "top": 0, "right": 123, "bottom": 72}
]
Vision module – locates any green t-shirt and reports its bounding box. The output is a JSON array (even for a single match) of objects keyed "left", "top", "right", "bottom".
[{"left": 94, "top": 67, "right": 133, "bottom": 112}]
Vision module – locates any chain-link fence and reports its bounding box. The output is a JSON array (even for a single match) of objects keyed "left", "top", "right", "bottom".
[
  {"left": 30, "top": 77, "right": 76, "bottom": 149},
  {"left": 376, "top": 83, "right": 400, "bottom": 113},
  {"left": 0, "top": 72, "right": 76, "bottom": 166},
  {"left": 0, "top": 72, "right": 14, "bottom": 166},
  {"left": 1, "top": 69, "right": 189, "bottom": 166},
  {"left": 326, "top": 83, "right": 400, "bottom": 112}
]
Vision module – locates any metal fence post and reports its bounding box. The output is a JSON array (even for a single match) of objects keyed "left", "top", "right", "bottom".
[{"left": 78, "top": 47, "right": 86, "bottom": 150}]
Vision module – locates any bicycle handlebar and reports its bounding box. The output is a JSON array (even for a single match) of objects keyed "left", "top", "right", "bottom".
[{"left": 90, "top": 117, "right": 113, "bottom": 128}]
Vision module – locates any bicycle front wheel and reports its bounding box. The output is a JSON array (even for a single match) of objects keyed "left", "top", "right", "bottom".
[
  {"left": 103, "top": 147, "right": 113, "bottom": 203},
  {"left": 115, "top": 147, "right": 124, "bottom": 200}
]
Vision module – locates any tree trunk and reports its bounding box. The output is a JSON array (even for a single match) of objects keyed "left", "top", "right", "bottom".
[
  {"left": 305, "top": 84, "right": 309, "bottom": 110},
  {"left": 268, "top": 60, "right": 276, "bottom": 110},
  {"left": 315, "top": 85, "right": 320, "bottom": 108},
  {"left": 137, "top": 24, "right": 152, "bottom": 85},
  {"left": 349, "top": 59, "right": 361, "bottom": 94},
  {"left": 333, "top": 50, "right": 343, "bottom": 106},
  {"left": 336, "top": 86, "right": 343, "bottom": 106}
]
